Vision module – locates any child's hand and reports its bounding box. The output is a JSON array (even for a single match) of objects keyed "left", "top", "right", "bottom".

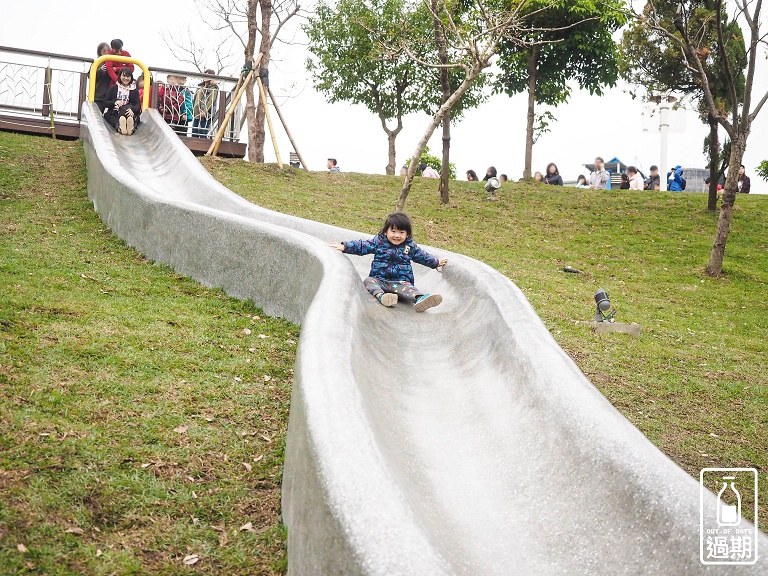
[
  {"left": 437, "top": 258, "right": 447, "bottom": 271},
  {"left": 329, "top": 243, "right": 345, "bottom": 252}
]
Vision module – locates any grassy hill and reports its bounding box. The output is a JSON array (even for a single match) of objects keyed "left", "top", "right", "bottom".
[
  {"left": 1, "top": 130, "right": 766, "bottom": 575},
  {"left": 202, "top": 156, "right": 768, "bottom": 529},
  {"left": 1, "top": 133, "right": 292, "bottom": 574}
]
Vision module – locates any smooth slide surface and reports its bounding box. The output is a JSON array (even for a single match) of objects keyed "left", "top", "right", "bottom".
[{"left": 80, "top": 103, "right": 766, "bottom": 575}]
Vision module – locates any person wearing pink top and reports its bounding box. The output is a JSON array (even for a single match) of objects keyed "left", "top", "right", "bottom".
[{"left": 419, "top": 162, "right": 439, "bottom": 178}]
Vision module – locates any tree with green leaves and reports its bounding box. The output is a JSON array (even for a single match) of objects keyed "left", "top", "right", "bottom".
[
  {"left": 305, "top": 0, "right": 422, "bottom": 175},
  {"left": 633, "top": 0, "right": 768, "bottom": 276},
  {"left": 495, "top": 0, "right": 626, "bottom": 179},
  {"left": 621, "top": 1, "right": 745, "bottom": 210},
  {"left": 757, "top": 161, "right": 768, "bottom": 182}
]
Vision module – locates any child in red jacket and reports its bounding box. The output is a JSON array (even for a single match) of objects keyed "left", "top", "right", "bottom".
[{"left": 105, "top": 39, "right": 134, "bottom": 87}]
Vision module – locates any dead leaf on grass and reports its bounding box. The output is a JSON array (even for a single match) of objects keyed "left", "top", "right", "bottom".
[
  {"left": 253, "top": 454, "right": 264, "bottom": 463},
  {"left": 183, "top": 554, "right": 200, "bottom": 565},
  {"left": 65, "top": 527, "right": 84, "bottom": 535},
  {"left": 96, "top": 549, "right": 103, "bottom": 557},
  {"left": 141, "top": 463, "right": 152, "bottom": 469},
  {"left": 173, "top": 424, "right": 189, "bottom": 434},
  {"left": 239, "top": 522, "right": 254, "bottom": 532},
  {"left": 261, "top": 435, "right": 272, "bottom": 443},
  {"left": 17, "top": 544, "right": 28, "bottom": 553},
  {"left": 242, "top": 328, "right": 252, "bottom": 335},
  {"left": 242, "top": 462, "right": 252, "bottom": 472},
  {"left": 262, "top": 374, "right": 271, "bottom": 382}
]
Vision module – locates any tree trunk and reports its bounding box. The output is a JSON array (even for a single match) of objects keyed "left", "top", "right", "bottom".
[
  {"left": 251, "top": 0, "right": 272, "bottom": 163},
  {"left": 433, "top": 0, "right": 451, "bottom": 204},
  {"left": 707, "top": 135, "right": 745, "bottom": 275},
  {"left": 707, "top": 116, "right": 719, "bottom": 211},
  {"left": 244, "top": 0, "right": 259, "bottom": 162},
  {"left": 523, "top": 44, "right": 539, "bottom": 179},
  {"left": 386, "top": 128, "right": 399, "bottom": 175},
  {"left": 397, "top": 68, "right": 484, "bottom": 212}
]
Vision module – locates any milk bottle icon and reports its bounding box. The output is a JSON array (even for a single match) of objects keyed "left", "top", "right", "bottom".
[{"left": 717, "top": 476, "right": 741, "bottom": 526}]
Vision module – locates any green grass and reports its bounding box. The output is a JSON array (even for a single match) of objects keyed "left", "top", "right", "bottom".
[
  {"left": 201, "top": 157, "right": 768, "bottom": 530},
  {"left": 0, "top": 132, "right": 294, "bottom": 574}
]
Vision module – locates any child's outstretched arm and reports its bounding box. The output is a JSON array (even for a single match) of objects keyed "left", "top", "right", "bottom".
[
  {"left": 330, "top": 238, "right": 377, "bottom": 255},
  {"left": 411, "top": 244, "right": 448, "bottom": 270}
]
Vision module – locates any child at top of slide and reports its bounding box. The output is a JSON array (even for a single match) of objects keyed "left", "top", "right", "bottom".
[{"left": 330, "top": 212, "right": 447, "bottom": 312}]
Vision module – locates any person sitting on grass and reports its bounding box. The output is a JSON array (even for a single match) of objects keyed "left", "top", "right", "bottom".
[
  {"left": 330, "top": 212, "right": 447, "bottom": 313},
  {"left": 466, "top": 169, "right": 479, "bottom": 181},
  {"left": 575, "top": 174, "right": 589, "bottom": 188},
  {"left": 103, "top": 67, "right": 140, "bottom": 135}
]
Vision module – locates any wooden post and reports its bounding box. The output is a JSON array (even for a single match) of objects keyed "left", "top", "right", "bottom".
[
  {"left": 44, "top": 67, "right": 56, "bottom": 139},
  {"left": 267, "top": 85, "right": 308, "bottom": 170},
  {"left": 77, "top": 72, "right": 88, "bottom": 121},
  {"left": 256, "top": 76, "right": 282, "bottom": 169},
  {"left": 206, "top": 53, "right": 263, "bottom": 157}
]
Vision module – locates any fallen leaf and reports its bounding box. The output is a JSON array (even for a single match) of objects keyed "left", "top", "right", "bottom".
[
  {"left": 141, "top": 463, "right": 152, "bottom": 469},
  {"left": 261, "top": 435, "right": 272, "bottom": 443},
  {"left": 709, "top": 433, "right": 718, "bottom": 438},
  {"left": 239, "top": 522, "right": 253, "bottom": 532},
  {"left": 65, "top": 527, "right": 84, "bottom": 535},
  {"left": 262, "top": 374, "right": 271, "bottom": 382},
  {"left": 234, "top": 376, "right": 242, "bottom": 382},
  {"left": 205, "top": 417, "right": 214, "bottom": 422},
  {"left": 39, "top": 433, "right": 50, "bottom": 437},
  {"left": 252, "top": 315, "right": 260, "bottom": 320},
  {"left": 211, "top": 525, "right": 225, "bottom": 532},
  {"left": 183, "top": 554, "right": 200, "bottom": 565},
  {"left": 17, "top": 544, "right": 28, "bottom": 553},
  {"left": 258, "top": 334, "right": 266, "bottom": 339},
  {"left": 173, "top": 424, "right": 189, "bottom": 434},
  {"left": 242, "top": 328, "right": 251, "bottom": 335},
  {"left": 253, "top": 454, "right": 264, "bottom": 463},
  {"left": 242, "top": 462, "right": 252, "bottom": 472},
  {"left": 96, "top": 549, "right": 102, "bottom": 557},
  {"left": 93, "top": 526, "right": 101, "bottom": 532}
]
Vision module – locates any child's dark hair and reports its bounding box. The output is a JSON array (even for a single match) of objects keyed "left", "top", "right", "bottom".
[
  {"left": 111, "top": 39, "right": 124, "bottom": 51},
  {"left": 379, "top": 212, "right": 412, "bottom": 238},
  {"left": 118, "top": 67, "right": 134, "bottom": 81}
]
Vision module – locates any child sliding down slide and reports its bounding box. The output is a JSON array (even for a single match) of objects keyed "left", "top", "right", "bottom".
[{"left": 330, "top": 212, "right": 447, "bottom": 312}]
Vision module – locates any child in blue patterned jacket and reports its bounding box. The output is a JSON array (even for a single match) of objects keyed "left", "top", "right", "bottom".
[{"left": 330, "top": 212, "right": 447, "bottom": 312}]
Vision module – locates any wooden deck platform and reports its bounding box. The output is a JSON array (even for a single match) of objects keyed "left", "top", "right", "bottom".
[{"left": 0, "top": 113, "right": 246, "bottom": 158}]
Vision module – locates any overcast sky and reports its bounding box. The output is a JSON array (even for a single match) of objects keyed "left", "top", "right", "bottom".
[{"left": 2, "top": 0, "right": 767, "bottom": 192}]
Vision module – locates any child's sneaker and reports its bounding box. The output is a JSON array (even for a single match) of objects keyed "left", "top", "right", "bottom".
[
  {"left": 414, "top": 293, "right": 442, "bottom": 312},
  {"left": 119, "top": 116, "right": 127, "bottom": 135},
  {"left": 377, "top": 293, "right": 398, "bottom": 307},
  {"left": 126, "top": 116, "right": 135, "bottom": 135}
]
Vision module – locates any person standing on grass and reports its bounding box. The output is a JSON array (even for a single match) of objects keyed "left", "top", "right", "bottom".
[
  {"left": 544, "top": 163, "right": 563, "bottom": 186},
  {"left": 738, "top": 164, "right": 751, "bottom": 193},
  {"left": 420, "top": 162, "right": 439, "bottom": 178},
  {"left": 483, "top": 166, "right": 497, "bottom": 181},
  {"left": 105, "top": 39, "right": 134, "bottom": 88},
  {"left": 589, "top": 157, "right": 610, "bottom": 190},
  {"left": 644, "top": 165, "right": 660, "bottom": 190},
  {"left": 667, "top": 166, "right": 686, "bottom": 192},
  {"left": 627, "top": 166, "right": 644, "bottom": 190},
  {"left": 327, "top": 158, "right": 340, "bottom": 172},
  {"left": 330, "top": 212, "right": 447, "bottom": 313}
]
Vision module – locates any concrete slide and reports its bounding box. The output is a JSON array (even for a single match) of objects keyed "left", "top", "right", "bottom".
[{"left": 80, "top": 103, "right": 766, "bottom": 575}]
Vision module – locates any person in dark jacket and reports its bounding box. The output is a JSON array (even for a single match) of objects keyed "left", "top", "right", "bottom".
[
  {"left": 330, "top": 212, "right": 447, "bottom": 312},
  {"left": 738, "top": 164, "right": 751, "bottom": 193},
  {"left": 544, "top": 162, "right": 563, "bottom": 186},
  {"left": 94, "top": 42, "right": 111, "bottom": 113},
  {"left": 483, "top": 166, "right": 497, "bottom": 181},
  {"left": 644, "top": 165, "right": 661, "bottom": 190},
  {"left": 103, "top": 67, "right": 141, "bottom": 135},
  {"left": 466, "top": 169, "right": 479, "bottom": 181},
  {"left": 105, "top": 39, "right": 134, "bottom": 87}
]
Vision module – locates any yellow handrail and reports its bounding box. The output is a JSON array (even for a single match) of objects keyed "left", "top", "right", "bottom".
[{"left": 88, "top": 54, "right": 151, "bottom": 111}]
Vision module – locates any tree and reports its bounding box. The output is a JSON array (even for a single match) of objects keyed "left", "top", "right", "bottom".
[
  {"left": 304, "top": 0, "right": 424, "bottom": 175},
  {"left": 621, "top": 1, "right": 745, "bottom": 210},
  {"left": 304, "top": 0, "right": 484, "bottom": 177},
  {"left": 376, "top": 0, "right": 601, "bottom": 211},
  {"left": 636, "top": 0, "right": 768, "bottom": 275},
  {"left": 174, "top": 0, "right": 302, "bottom": 162},
  {"left": 495, "top": 0, "right": 626, "bottom": 179},
  {"left": 757, "top": 160, "right": 768, "bottom": 182}
]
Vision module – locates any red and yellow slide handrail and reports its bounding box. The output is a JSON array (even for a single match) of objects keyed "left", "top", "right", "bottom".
[{"left": 88, "top": 55, "right": 151, "bottom": 111}]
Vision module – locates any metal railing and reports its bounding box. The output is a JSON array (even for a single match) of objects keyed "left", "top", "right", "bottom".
[{"left": 0, "top": 45, "right": 244, "bottom": 145}]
